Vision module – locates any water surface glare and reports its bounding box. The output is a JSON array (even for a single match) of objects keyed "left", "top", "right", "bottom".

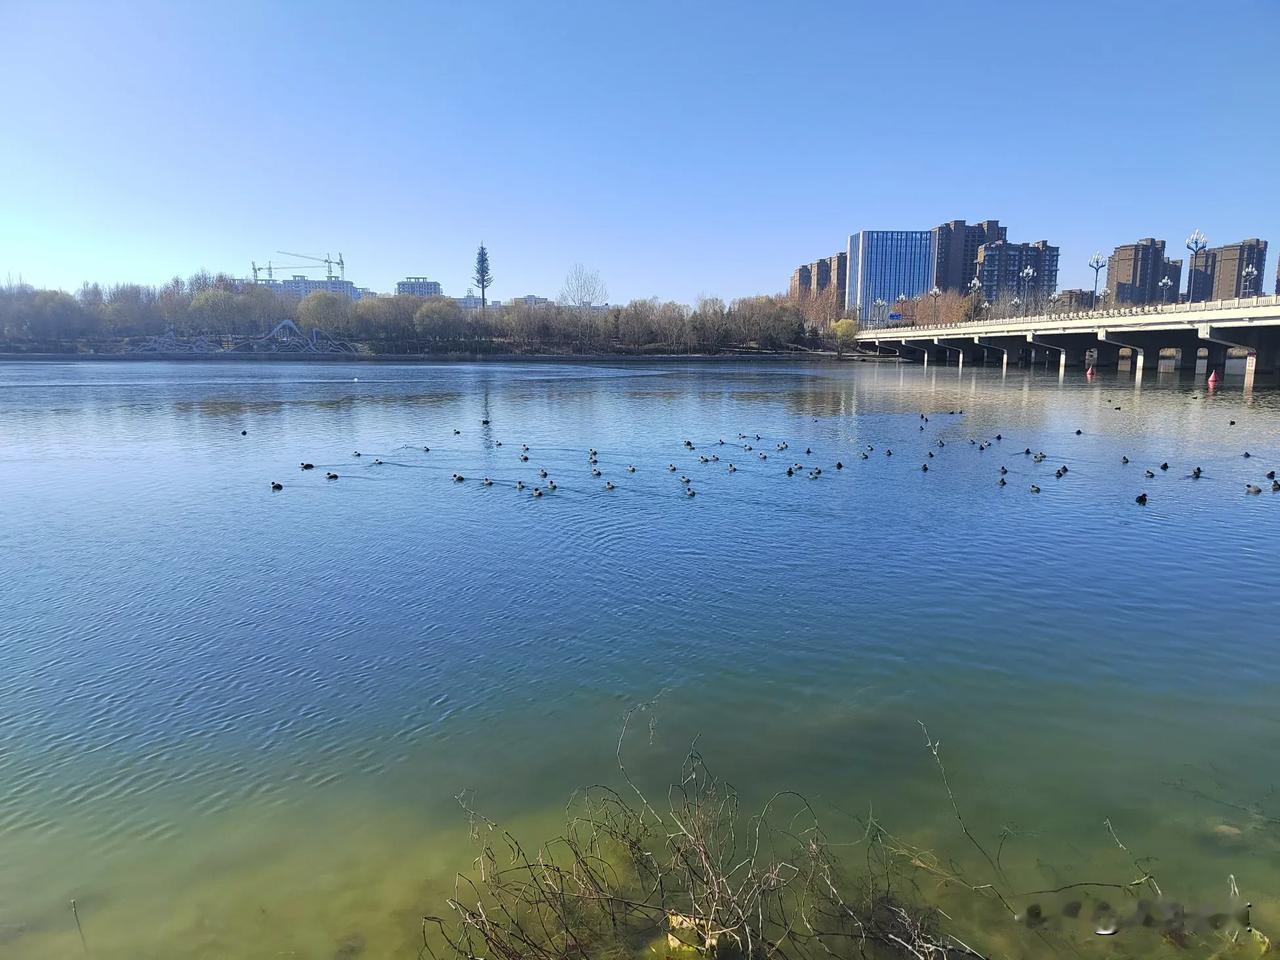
[{"left": 3, "top": 359, "right": 1279, "bottom": 958}]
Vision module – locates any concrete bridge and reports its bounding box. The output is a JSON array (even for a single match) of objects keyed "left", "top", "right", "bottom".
[{"left": 857, "top": 295, "right": 1280, "bottom": 388}]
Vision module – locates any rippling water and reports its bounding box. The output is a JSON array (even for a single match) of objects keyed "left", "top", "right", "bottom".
[{"left": 3, "top": 359, "right": 1279, "bottom": 958}]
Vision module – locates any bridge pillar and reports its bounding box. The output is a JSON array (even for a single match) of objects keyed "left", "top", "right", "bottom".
[
  {"left": 1097, "top": 329, "right": 1145, "bottom": 382},
  {"left": 975, "top": 337, "right": 1008, "bottom": 373},
  {"left": 1198, "top": 324, "right": 1257, "bottom": 391},
  {"left": 1026, "top": 334, "right": 1066, "bottom": 379},
  {"left": 933, "top": 338, "right": 967, "bottom": 368}
]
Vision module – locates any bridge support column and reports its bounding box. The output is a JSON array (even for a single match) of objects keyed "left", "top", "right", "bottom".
[
  {"left": 934, "top": 338, "right": 965, "bottom": 369},
  {"left": 975, "top": 337, "right": 1008, "bottom": 373},
  {"left": 1026, "top": 335, "right": 1066, "bottom": 379},
  {"left": 1198, "top": 324, "right": 1257, "bottom": 391},
  {"left": 1097, "top": 329, "right": 1145, "bottom": 382}
]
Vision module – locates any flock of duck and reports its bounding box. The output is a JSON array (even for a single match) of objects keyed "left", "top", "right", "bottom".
[{"left": 266, "top": 408, "right": 1276, "bottom": 506}]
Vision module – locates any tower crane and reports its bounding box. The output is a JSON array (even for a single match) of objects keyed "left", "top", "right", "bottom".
[{"left": 276, "top": 250, "right": 346, "bottom": 280}]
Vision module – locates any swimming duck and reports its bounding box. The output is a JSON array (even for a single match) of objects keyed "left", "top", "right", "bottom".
[
  {"left": 452, "top": 473, "right": 464, "bottom": 482},
  {"left": 927, "top": 451, "right": 934, "bottom": 458},
  {"left": 728, "top": 464, "right": 737, "bottom": 472},
  {"left": 1135, "top": 493, "right": 1148, "bottom": 505},
  {"left": 539, "top": 469, "right": 548, "bottom": 478},
  {"left": 885, "top": 449, "right": 892, "bottom": 456},
  {"left": 481, "top": 419, "right": 489, "bottom": 425},
  {"left": 604, "top": 481, "right": 615, "bottom": 490},
  {"left": 533, "top": 487, "right": 543, "bottom": 497},
  {"left": 301, "top": 462, "right": 315, "bottom": 470},
  {"left": 547, "top": 480, "right": 556, "bottom": 490},
  {"left": 1055, "top": 468, "right": 1064, "bottom": 479},
  {"left": 859, "top": 452, "right": 869, "bottom": 460},
  {"left": 1075, "top": 429, "right": 1082, "bottom": 435},
  {"left": 921, "top": 463, "right": 929, "bottom": 472},
  {"left": 699, "top": 456, "right": 709, "bottom": 463},
  {"left": 423, "top": 446, "right": 430, "bottom": 452},
  {"left": 836, "top": 461, "right": 843, "bottom": 469},
  {"left": 591, "top": 468, "right": 602, "bottom": 477},
  {"left": 685, "top": 487, "right": 696, "bottom": 497},
  {"left": 627, "top": 465, "right": 636, "bottom": 472},
  {"left": 1272, "top": 480, "right": 1280, "bottom": 492},
  {"left": 495, "top": 441, "right": 503, "bottom": 447},
  {"left": 995, "top": 434, "right": 1002, "bottom": 440},
  {"left": 1244, "top": 451, "right": 1252, "bottom": 458},
  {"left": 786, "top": 467, "right": 794, "bottom": 476},
  {"left": 668, "top": 464, "right": 677, "bottom": 471},
  {"left": 999, "top": 466, "right": 1008, "bottom": 475},
  {"left": 521, "top": 444, "right": 529, "bottom": 451},
  {"left": 1159, "top": 462, "right": 1169, "bottom": 471},
  {"left": 1268, "top": 471, "right": 1276, "bottom": 480},
  {"left": 520, "top": 454, "right": 529, "bottom": 462},
  {"left": 353, "top": 451, "right": 361, "bottom": 457},
  {"left": 270, "top": 481, "right": 283, "bottom": 491},
  {"left": 1192, "top": 467, "right": 1202, "bottom": 478},
  {"left": 758, "top": 452, "right": 767, "bottom": 460},
  {"left": 1024, "top": 448, "right": 1031, "bottom": 455},
  {"left": 679, "top": 475, "right": 690, "bottom": 484},
  {"left": 711, "top": 454, "right": 719, "bottom": 462},
  {"left": 1121, "top": 456, "right": 1129, "bottom": 464},
  {"left": 1144, "top": 470, "right": 1155, "bottom": 478},
  {"left": 241, "top": 430, "right": 247, "bottom": 436},
  {"left": 998, "top": 477, "right": 1006, "bottom": 487},
  {"left": 1030, "top": 484, "right": 1041, "bottom": 494},
  {"left": 515, "top": 480, "right": 525, "bottom": 490},
  {"left": 1246, "top": 484, "right": 1262, "bottom": 494},
  {"left": 812, "top": 467, "right": 822, "bottom": 476},
  {"left": 482, "top": 478, "right": 493, "bottom": 486},
  {"left": 453, "top": 429, "right": 461, "bottom": 435},
  {"left": 373, "top": 458, "right": 383, "bottom": 465},
  {"left": 326, "top": 472, "right": 338, "bottom": 480}
]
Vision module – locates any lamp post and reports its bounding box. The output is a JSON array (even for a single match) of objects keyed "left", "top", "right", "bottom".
[
  {"left": 929, "top": 286, "right": 942, "bottom": 324},
  {"left": 1243, "top": 264, "right": 1258, "bottom": 297},
  {"left": 1158, "top": 275, "right": 1172, "bottom": 304},
  {"left": 968, "top": 276, "right": 982, "bottom": 319},
  {"left": 873, "top": 298, "right": 887, "bottom": 327},
  {"left": 1089, "top": 252, "right": 1106, "bottom": 309},
  {"left": 1010, "top": 296, "right": 1021, "bottom": 319},
  {"left": 1020, "top": 265, "right": 1035, "bottom": 315},
  {"left": 1186, "top": 229, "right": 1207, "bottom": 303}
]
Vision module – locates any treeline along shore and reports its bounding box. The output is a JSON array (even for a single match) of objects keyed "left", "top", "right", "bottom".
[{"left": 1, "top": 274, "right": 862, "bottom": 358}]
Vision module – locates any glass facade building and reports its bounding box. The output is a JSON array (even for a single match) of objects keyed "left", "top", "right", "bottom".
[{"left": 846, "top": 230, "right": 937, "bottom": 327}]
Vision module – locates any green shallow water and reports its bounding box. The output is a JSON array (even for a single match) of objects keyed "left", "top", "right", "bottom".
[{"left": 2, "top": 359, "right": 1278, "bottom": 958}]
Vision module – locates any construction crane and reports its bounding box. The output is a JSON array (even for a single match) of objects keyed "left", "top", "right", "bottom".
[
  {"left": 250, "top": 260, "right": 278, "bottom": 282},
  {"left": 276, "top": 250, "right": 345, "bottom": 280}
]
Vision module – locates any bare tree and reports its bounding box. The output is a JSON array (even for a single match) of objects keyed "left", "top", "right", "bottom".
[{"left": 559, "top": 263, "right": 608, "bottom": 308}]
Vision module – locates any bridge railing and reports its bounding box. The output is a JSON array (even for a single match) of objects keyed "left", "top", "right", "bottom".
[{"left": 859, "top": 294, "right": 1280, "bottom": 337}]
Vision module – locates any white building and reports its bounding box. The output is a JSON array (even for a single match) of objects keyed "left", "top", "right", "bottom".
[{"left": 395, "top": 277, "right": 444, "bottom": 297}]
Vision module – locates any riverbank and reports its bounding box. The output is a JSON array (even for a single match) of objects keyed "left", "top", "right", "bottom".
[{"left": 0, "top": 348, "right": 895, "bottom": 364}]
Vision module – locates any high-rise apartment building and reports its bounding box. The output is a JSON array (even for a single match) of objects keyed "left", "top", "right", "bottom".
[
  {"left": 974, "top": 240, "right": 1059, "bottom": 305},
  {"left": 931, "top": 219, "right": 1006, "bottom": 292},
  {"left": 1187, "top": 239, "right": 1268, "bottom": 301},
  {"left": 395, "top": 277, "right": 444, "bottom": 297},
  {"left": 789, "top": 265, "right": 811, "bottom": 299},
  {"left": 789, "top": 253, "right": 847, "bottom": 308},
  {"left": 1213, "top": 239, "right": 1268, "bottom": 298},
  {"left": 845, "top": 230, "right": 937, "bottom": 325},
  {"left": 1105, "top": 239, "right": 1182, "bottom": 305}
]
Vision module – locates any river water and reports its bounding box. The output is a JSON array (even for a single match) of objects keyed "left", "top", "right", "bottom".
[{"left": 2, "top": 359, "right": 1278, "bottom": 959}]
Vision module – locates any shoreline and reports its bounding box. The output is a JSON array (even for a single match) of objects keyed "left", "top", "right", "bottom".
[{"left": 0, "top": 349, "right": 894, "bottom": 365}]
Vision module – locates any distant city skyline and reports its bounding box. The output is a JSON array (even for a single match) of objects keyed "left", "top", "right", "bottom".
[{"left": 2, "top": 1, "right": 1276, "bottom": 303}]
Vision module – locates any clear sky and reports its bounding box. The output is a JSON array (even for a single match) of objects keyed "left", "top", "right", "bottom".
[{"left": 3, "top": 1, "right": 1277, "bottom": 303}]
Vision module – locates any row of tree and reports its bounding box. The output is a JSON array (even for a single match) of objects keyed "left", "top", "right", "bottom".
[{"left": 0, "top": 273, "right": 845, "bottom": 355}]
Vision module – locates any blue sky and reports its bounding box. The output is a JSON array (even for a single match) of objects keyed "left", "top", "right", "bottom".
[{"left": 3, "top": 1, "right": 1277, "bottom": 303}]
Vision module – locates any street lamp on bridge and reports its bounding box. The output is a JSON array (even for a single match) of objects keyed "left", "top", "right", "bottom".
[
  {"left": 968, "top": 276, "right": 982, "bottom": 319},
  {"left": 1159, "top": 275, "right": 1172, "bottom": 304},
  {"left": 1020, "top": 265, "right": 1036, "bottom": 315},
  {"left": 1088, "top": 252, "right": 1106, "bottom": 308},
  {"left": 929, "top": 286, "right": 942, "bottom": 324},
  {"left": 873, "top": 298, "right": 887, "bottom": 327},
  {"left": 1243, "top": 264, "right": 1259, "bottom": 297},
  {"left": 1186, "top": 229, "right": 1207, "bottom": 303}
]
